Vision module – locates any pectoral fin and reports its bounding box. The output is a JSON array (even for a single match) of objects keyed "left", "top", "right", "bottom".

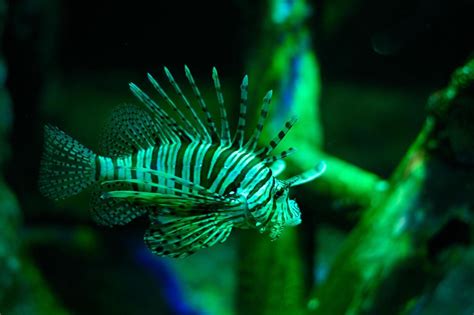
[
  {"left": 100, "top": 167, "right": 245, "bottom": 213},
  {"left": 144, "top": 213, "right": 235, "bottom": 258}
]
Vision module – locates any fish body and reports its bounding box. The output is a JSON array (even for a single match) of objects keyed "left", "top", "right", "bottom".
[{"left": 39, "top": 66, "right": 325, "bottom": 257}]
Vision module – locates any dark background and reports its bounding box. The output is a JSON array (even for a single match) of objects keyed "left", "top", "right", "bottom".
[
  {"left": 2, "top": 0, "right": 473, "bottom": 314},
  {"left": 6, "top": 0, "right": 474, "bottom": 199},
  {"left": 5, "top": 0, "right": 474, "bottom": 190}
]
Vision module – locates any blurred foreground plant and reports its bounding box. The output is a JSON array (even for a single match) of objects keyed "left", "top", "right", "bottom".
[{"left": 0, "top": 1, "right": 68, "bottom": 313}]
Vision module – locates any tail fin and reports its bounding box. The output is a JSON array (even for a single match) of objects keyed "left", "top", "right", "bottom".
[{"left": 39, "top": 125, "right": 97, "bottom": 200}]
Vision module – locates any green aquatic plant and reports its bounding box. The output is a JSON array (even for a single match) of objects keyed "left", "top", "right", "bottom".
[
  {"left": 0, "top": 1, "right": 68, "bottom": 313},
  {"left": 308, "top": 59, "right": 474, "bottom": 315},
  {"left": 237, "top": 0, "right": 474, "bottom": 315}
]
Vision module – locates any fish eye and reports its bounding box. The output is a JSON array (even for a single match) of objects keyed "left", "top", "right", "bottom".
[{"left": 274, "top": 188, "right": 284, "bottom": 199}]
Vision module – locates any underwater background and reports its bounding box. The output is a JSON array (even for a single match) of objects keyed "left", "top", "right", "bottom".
[{"left": 1, "top": 0, "right": 474, "bottom": 314}]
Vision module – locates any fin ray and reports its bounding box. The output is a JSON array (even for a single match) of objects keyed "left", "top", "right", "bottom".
[
  {"left": 262, "top": 147, "right": 297, "bottom": 164},
  {"left": 232, "top": 75, "right": 248, "bottom": 147},
  {"left": 90, "top": 182, "right": 147, "bottom": 227},
  {"left": 39, "top": 125, "right": 96, "bottom": 200},
  {"left": 144, "top": 213, "right": 234, "bottom": 257},
  {"left": 147, "top": 73, "right": 197, "bottom": 141},
  {"left": 256, "top": 116, "right": 298, "bottom": 158},
  {"left": 129, "top": 83, "right": 181, "bottom": 144},
  {"left": 99, "top": 104, "right": 159, "bottom": 156},
  {"left": 163, "top": 67, "right": 211, "bottom": 142},
  {"left": 212, "top": 67, "right": 231, "bottom": 146},
  {"left": 244, "top": 90, "right": 273, "bottom": 151},
  {"left": 184, "top": 65, "right": 219, "bottom": 141}
]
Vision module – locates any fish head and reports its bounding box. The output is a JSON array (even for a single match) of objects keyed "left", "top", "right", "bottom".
[
  {"left": 252, "top": 179, "right": 302, "bottom": 240},
  {"left": 265, "top": 161, "right": 327, "bottom": 235},
  {"left": 247, "top": 161, "right": 327, "bottom": 240},
  {"left": 272, "top": 179, "right": 302, "bottom": 227}
]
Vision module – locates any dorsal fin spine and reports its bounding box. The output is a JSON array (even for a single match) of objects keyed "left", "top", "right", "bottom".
[
  {"left": 129, "top": 83, "right": 179, "bottom": 144},
  {"left": 163, "top": 67, "right": 212, "bottom": 143},
  {"left": 147, "top": 73, "right": 198, "bottom": 142},
  {"left": 212, "top": 67, "right": 231, "bottom": 147},
  {"left": 256, "top": 116, "right": 298, "bottom": 158},
  {"left": 262, "top": 147, "right": 297, "bottom": 164},
  {"left": 232, "top": 75, "right": 248, "bottom": 148},
  {"left": 184, "top": 65, "right": 220, "bottom": 142},
  {"left": 244, "top": 90, "right": 273, "bottom": 151}
]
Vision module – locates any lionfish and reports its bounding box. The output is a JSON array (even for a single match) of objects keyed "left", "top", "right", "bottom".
[{"left": 39, "top": 66, "right": 326, "bottom": 258}]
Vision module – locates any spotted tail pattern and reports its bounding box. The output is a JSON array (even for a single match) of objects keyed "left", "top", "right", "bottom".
[{"left": 39, "top": 125, "right": 97, "bottom": 199}]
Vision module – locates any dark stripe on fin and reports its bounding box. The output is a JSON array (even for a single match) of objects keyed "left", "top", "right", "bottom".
[
  {"left": 256, "top": 116, "right": 298, "bottom": 158},
  {"left": 163, "top": 66, "right": 211, "bottom": 142},
  {"left": 232, "top": 75, "right": 248, "bottom": 148},
  {"left": 144, "top": 213, "right": 234, "bottom": 258},
  {"left": 244, "top": 90, "right": 273, "bottom": 151},
  {"left": 212, "top": 67, "right": 231, "bottom": 146},
  {"left": 184, "top": 65, "right": 219, "bottom": 142},
  {"left": 262, "top": 147, "right": 297, "bottom": 164},
  {"left": 147, "top": 73, "right": 197, "bottom": 141},
  {"left": 129, "top": 83, "right": 180, "bottom": 144}
]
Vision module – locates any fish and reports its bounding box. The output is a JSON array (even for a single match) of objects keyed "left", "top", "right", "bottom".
[{"left": 39, "top": 66, "right": 326, "bottom": 258}]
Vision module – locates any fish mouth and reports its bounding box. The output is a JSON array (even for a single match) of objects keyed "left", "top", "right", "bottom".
[{"left": 286, "top": 216, "right": 302, "bottom": 226}]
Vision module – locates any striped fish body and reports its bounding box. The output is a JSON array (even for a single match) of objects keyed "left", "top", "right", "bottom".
[
  {"left": 96, "top": 143, "right": 262, "bottom": 197},
  {"left": 39, "top": 66, "right": 325, "bottom": 258},
  {"left": 95, "top": 142, "right": 276, "bottom": 228}
]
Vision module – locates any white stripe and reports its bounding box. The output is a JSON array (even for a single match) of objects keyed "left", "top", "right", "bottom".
[
  {"left": 126, "top": 155, "right": 132, "bottom": 179},
  {"left": 193, "top": 143, "right": 211, "bottom": 189},
  {"left": 182, "top": 142, "right": 199, "bottom": 194},
  {"left": 144, "top": 147, "right": 153, "bottom": 191},
  {"left": 209, "top": 149, "right": 247, "bottom": 192},
  {"left": 240, "top": 164, "right": 267, "bottom": 193},
  {"left": 219, "top": 153, "right": 255, "bottom": 195},
  {"left": 207, "top": 145, "right": 227, "bottom": 179},
  {"left": 167, "top": 143, "right": 181, "bottom": 193},
  {"left": 248, "top": 177, "right": 273, "bottom": 207},
  {"left": 218, "top": 152, "right": 254, "bottom": 195},
  {"left": 136, "top": 149, "right": 144, "bottom": 190},
  {"left": 156, "top": 145, "right": 163, "bottom": 193},
  {"left": 160, "top": 145, "right": 169, "bottom": 193},
  {"left": 117, "top": 157, "right": 124, "bottom": 179},
  {"left": 99, "top": 156, "right": 107, "bottom": 179},
  {"left": 163, "top": 144, "right": 172, "bottom": 192},
  {"left": 105, "top": 157, "right": 114, "bottom": 180}
]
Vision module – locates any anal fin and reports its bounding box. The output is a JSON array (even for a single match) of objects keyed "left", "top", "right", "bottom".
[{"left": 90, "top": 183, "right": 148, "bottom": 227}]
